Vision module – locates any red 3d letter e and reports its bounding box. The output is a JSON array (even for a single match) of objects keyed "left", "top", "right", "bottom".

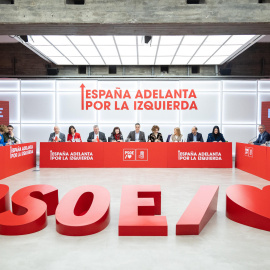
[{"left": 118, "top": 185, "right": 167, "bottom": 236}]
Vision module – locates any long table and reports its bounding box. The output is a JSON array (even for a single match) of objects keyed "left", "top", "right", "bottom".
[
  {"left": 235, "top": 142, "right": 269, "bottom": 181},
  {"left": 40, "top": 142, "right": 232, "bottom": 168},
  {"left": 0, "top": 142, "right": 36, "bottom": 180}
]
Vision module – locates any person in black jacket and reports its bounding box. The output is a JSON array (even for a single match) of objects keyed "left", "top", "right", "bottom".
[
  {"left": 148, "top": 125, "right": 163, "bottom": 142},
  {"left": 207, "top": 126, "right": 226, "bottom": 142},
  {"left": 87, "top": 125, "right": 107, "bottom": 142},
  {"left": 187, "top": 126, "right": 204, "bottom": 142}
]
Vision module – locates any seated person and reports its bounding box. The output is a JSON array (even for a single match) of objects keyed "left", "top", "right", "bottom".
[
  {"left": 187, "top": 126, "right": 204, "bottom": 142},
  {"left": 167, "top": 127, "right": 183, "bottom": 142},
  {"left": 3, "top": 125, "right": 18, "bottom": 144},
  {"left": 87, "top": 125, "right": 107, "bottom": 142},
  {"left": 207, "top": 126, "right": 226, "bottom": 142},
  {"left": 126, "top": 123, "right": 146, "bottom": 142},
  {"left": 249, "top": 125, "right": 270, "bottom": 145},
  {"left": 148, "top": 125, "right": 163, "bottom": 142},
  {"left": 67, "top": 125, "right": 82, "bottom": 142},
  {"left": 109, "top": 127, "right": 123, "bottom": 142},
  {"left": 0, "top": 125, "right": 7, "bottom": 146},
  {"left": 49, "top": 126, "right": 66, "bottom": 142}
]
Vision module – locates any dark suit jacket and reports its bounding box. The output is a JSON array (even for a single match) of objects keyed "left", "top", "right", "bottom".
[
  {"left": 48, "top": 132, "right": 66, "bottom": 142},
  {"left": 127, "top": 131, "right": 146, "bottom": 142},
  {"left": 3, "top": 133, "right": 18, "bottom": 143},
  {"left": 207, "top": 133, "right": 225, "bottom": 142},
  {"left": 253, "top": 131, "right": 270, "bottom": 145},
  {"left": 87, "top": 131, "right": 107, "bottom": 142},
  {"left": 187, "top": 132, "right": 204, "bottom": 142}
]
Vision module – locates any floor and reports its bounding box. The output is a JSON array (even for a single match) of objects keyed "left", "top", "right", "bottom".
[{"left": 0, "top": 167, "right": 270, "bottom": 270}]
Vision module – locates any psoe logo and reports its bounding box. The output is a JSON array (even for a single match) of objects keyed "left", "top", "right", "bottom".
[
  {"left": 123, "top": 149, "right": 148, "bottom": 161},
  {"left": 245, "top": 147, "right": 253, "bottom": 158}
]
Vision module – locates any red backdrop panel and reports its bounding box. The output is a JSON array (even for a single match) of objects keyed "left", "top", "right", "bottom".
[
  {"left": 167, "top": 142, "right": 232, "bottom": 168},
  {"left": 0, "top": 101, "right": 9, "bottom": 126},
  {"left": 261, "top": 101, "right": 270, "bottom": 132}
]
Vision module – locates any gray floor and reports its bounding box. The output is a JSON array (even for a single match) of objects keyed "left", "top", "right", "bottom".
[{"left": 0, "top": 167, "right": 270, "bottom": 270}]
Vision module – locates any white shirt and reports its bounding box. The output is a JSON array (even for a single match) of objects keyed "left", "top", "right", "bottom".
[
  {"left": 94, "top": 132, "right": 99, "bottom": 140},
  {"left": 54, "top": 133, "right": 60, "bottom": 141}
]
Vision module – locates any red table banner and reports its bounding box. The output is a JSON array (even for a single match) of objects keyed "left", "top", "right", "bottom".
[
  {"left": 40, "top": 142, "right": 104, "bottom": 168},
  {"left": 235, "top": 142, "right": 268, "bottom": 180},
  {"left": 167, "top": 142, "right": 232, "bottom": 168},
  {"left": 0, "top": 142, "right": 36, "bottom": 180},
  {"left": 40, "top": 142, "right": 232, "bottom": 168}
]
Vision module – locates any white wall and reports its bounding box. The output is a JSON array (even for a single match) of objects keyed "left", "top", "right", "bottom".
[{"left": 0, "top": 79, "right": 269, "bottom": 154}]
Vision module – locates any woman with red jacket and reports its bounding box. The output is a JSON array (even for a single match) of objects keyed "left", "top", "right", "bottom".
[{"left": 67, "top": 125, "right": 82, "bottom": 142}]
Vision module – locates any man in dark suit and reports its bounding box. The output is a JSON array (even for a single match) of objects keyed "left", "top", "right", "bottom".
[
  {"left": 49, "top": 126, "right": 66, "bottom": 142},
  {"left": 250, "top": 125, "right": 270, "bottom": 145},
  {"left": 87, "top": 125, "right": 107, "bottom": 142},
  {"left": 187, "top": 126, "right": 204, "bottom": 142},
  {"left": 126, "top": 123, "right": 146, "bottom": 142}
]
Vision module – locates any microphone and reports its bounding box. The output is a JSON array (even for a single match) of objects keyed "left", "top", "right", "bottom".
[
  {"left": 247, "top": 136, "right": 257, "bottom": 144},
  {"left": 14, "top": 136, "right": 24, "bottom": 144}
]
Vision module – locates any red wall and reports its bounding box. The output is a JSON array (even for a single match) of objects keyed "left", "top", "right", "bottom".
[
  {"left": 0, "top": 101, "right": 9, "bottom": 126},
  {"left": 262, "top": 101, "right": 270, "bottom": 132}
]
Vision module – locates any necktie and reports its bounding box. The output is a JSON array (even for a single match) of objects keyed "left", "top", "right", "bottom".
[
  {"left": 96, "top": 135, "right": 99, "bottom": 142},
  {"left": 259, "top": 134, "right": 262, "bottom": 143}
]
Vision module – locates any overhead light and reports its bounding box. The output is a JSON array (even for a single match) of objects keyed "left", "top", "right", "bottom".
[
  {"left": 117, "top": 46, "right": 137, "bottom": 56},
  {"left": 155, "top": 57, "right": 173, "bottom": 65},
  {"left": 35, "top": 46, "right": 63, "bottom": 57},
  {"left": 45, "top": 36, "right": 72, "bottom": 45},
  {"left": 103, "top": 57, "right": 121, "bottom": 65},
  {"left": 67, "top": 36, "right": 93, "bottom": 46},
  {"left": 172, "top": 57, "right": 191, "bottom": 65},
  {"left": 195, "top": 46, "right": 220, "bottom": 57},
  {"left": 96, "top": 46, "right": 118, "bottom": 57},
  {"left": 91, "top": 36, "right": 115, "bottom": 45},
  {"left": 121, "top": 57, "right": 138, "bottom": 65},
  {"left": 203, "top": 35, "right": 231, "bottom": 45},
  {"left": 114, "top": 36, "right": 137, "bottom": 45},
  {"left": 182, "top": 36, "right": 207, "bottom": 45},
  {"left": 56, "top": 46, "right": 81, "bottom": 57},
  {"left": 176, "top": 45, "right": 199, "bottom": 56},
  {"left": 214, "top": 45, "right": 242, "bottom": 56},
  {"left": 68, "top": 57, "right": 88, "bottom": 65},
  {"left": 138, "top": 46, "right": 157, "bottom": 56},
  {"left": 188, "top": 57, "right": 208, "bottom": 65},
  {"left": 76, "top": 46, "right": 100, "bottom": 57},
  {"left": 28, "top": 36, "right": 50, "bottom": 46},
  {"left": 205, "top": 56, "right": 229, "bottom": 65},
  {"left": 139, "top": 57, "right": 155, "bottom": 65},
  {"left": 157, "top": 46, "right": 178, "bottom": 56},
  {"left": 159, "top": 36, "right": 183, "bottom": 45},
  {"left": 84, "top": 57, "right": 104, "bottom": 65},
  {"left": 225, "top": 35, "right": 256, "bottom": 45},
  {"left": 49, "top": 57, "right": 72, "bottom": 65}
]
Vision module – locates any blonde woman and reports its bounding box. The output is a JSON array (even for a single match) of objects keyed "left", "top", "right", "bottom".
[{"left": 167, "top": 127, "right": 183, "bottom": 142}]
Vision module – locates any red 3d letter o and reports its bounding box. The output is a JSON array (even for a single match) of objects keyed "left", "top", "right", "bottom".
[
  {"left": 55, "top": 185, "right": 110, "bottom": 236},
  {"left": 0, "top": 184, "right": 10, "bottom": 214},
  {"left": 118, "top": 185, "right": 168, "bottom": 236},
  {"left": 0, "top": 185, "right": 58, "bottom": 235}
]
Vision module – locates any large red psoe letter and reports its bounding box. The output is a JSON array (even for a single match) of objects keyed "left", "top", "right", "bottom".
[
  {"left": 176, "top": 185, "right": 219, "bottom": 235},
  {"left": 55, "top": 185, "right": 110, "bottom": 236},
  {"left": 226, "top": 185, "right": 270, "bottom": 231},
  {"left": 118, "top": 185, "right": 167, "bottom": 236},
  {"left": 0, "top": 185, "right": 58, "bottom": 235},
  {"left": 0, "top": 184, "right": 10, "bottom": 213}
]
